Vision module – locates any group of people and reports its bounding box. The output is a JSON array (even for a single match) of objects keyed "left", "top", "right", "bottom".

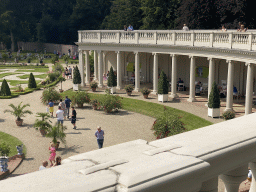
[
  {"left": 124, "top": 24, "right": 134, "bottom": 31},
  {"left": 64, "top": 66, "right": 73, "bottom": 79}
]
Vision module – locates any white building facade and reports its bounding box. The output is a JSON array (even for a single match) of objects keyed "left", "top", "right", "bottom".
[{"left": 77, "top": 30, "right": 256, "bottom": 114}]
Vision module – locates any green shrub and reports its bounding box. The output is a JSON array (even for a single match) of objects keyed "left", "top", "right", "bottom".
[
  {"left": 48, "top": 72, "right": 60, "bottom": 82},
  {"left": 1, "top": 79, "right": 11, "bottom": 96},
  {"left": 140, "top": 87, "right": 151, "bottom": 95},
  {"left": 51, "top": 55, "right": 59, "bottom": 64},
  {"left": 0, "top": 142, "right": 11, "bottom": 157},
  {"left": 52, "top": 63, "right": 64, "bottom": 73},
  {"left": 41, "top": 87, "right": 61, "bottom": 104},
  {"left": 73, "top": 66, "right": 81, "bottom": 84},
  {"left": 72, "top": 91, "right": 90, "bottom": 107},
  {"left": 107, "top": 66, "right": 117, "bottom": 87},
  {"left": 28, "top": 73, "right": 37, "bottom": 88},
  {"left": 124, "top": 84, "right": 134, "bottom": 92},
  {"left": 222, "top": 111, "right": 235, "bottom": 120},
  {"left": 208, "top": 81, "right": 220, "bottom": 108},
  {"left": 98, "top": 94, "right": 122, "bottom": 113},
  {"left": 158, "top": 70, "right": 168, "bottom": 94},
  {"left": 152, "top": 107, "right": 185, "bottom": 139}
]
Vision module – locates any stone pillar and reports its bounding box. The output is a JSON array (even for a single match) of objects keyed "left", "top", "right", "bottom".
[
  {"left": 199, "top": 177, "right": 218, "bottom": 192},
  {"left": 98, "top": 50, "right": 103, "bottom": 88},
  {"left": 152, "top": 53, "right": 158, "bottom": 94},
  {"left": 94, "top": 50, "right": 98, "bottom": 80},
  {"left": 225, "top": 60, "right": 234, "bottom": 112},
  {"left": 116, "top": 51, "right": 122, "bottom": 90},
  {"left": 220, "top": 165, "right": 248, "bottom": 192},
  {"left": 134, "top": 52, "right": 140, "bottom": 92},
  {"left": 188, "top": 56, "right": 196, "bottom": 102},
  {"left": 170, "top": 54, "right": 177, "bottom": 98},
  {"left": 208, "top": 58, "right": 215, "bottom": 99},
  {"left": 245, "top": 63, "right": 254, "bottom": 115},
  {"left": 79, "top": 50, "right": 85, "bottom": 87},
  {"left": 249, "top": 162, "right": 256, "bottom": 192},
  {"left": 85, "top": 51, "right": 90, "bottom": 84}
]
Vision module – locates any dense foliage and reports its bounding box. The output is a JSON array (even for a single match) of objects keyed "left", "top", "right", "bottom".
[
  {"left": 107, "top": 66, "right": 117, "bottom": 87},
  {"left": 152, "top": 107, "right": 185, "bottom": 139},
  {"left": 73, "top": 66, "right": 81, "bottom": 84},
  {"left": 0, "top": 79, "right": 11, "bottom": 96},
  {"left": 41, "top": 87, "right": 61, "bottom": 104},
  {"left": 222, "top": 110, "right": 235, "bottom": 120},
  {"left": 98, "top": 94, "right": 122, "bottom": 113},
  {"left": 208, "top": 81, "right": 220, "bottom": 108},
  {"left": 72, "top": 91, "right": 90, "bottom": 107},
  {"left": 28, "top": 73, "right": 37, "bottom": 88},
  {"left": 1, "top": 0, "right": 255, "bottom": 50}
]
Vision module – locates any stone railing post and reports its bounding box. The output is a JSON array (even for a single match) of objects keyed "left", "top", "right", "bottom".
[
  {"left": 248, "top": 33, "right": 253, "bottom": 51},
  {"left": 97, "top": 32, "right": 101, "bottom": 43},
  {"left": 210, "top": 32, "right": 214, "bottom": 47},
  {"left": 220, "top": 165, "right": 248, "bottom": 192},
  {"left": 154, "top": 31, "right": 157, "bottom": 44},
  {"left": 172, "top": 32, "right": 176, "bottom": 45},
  {"left": 78, "top": 31, "right": 82, "bottom": 42},
  {"left": 116, "top": 32, "right": 120, "bottom": 43},
  {"left": 135, "top": 32, "right": 139, "bottom": 44},
  {"left": 191, "top": 32, "right": 195, "bottom": 46},
  {"left": 229, "top": 32, "right": 233, "bottom": 49}
]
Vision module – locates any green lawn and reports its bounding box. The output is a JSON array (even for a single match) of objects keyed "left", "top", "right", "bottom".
[
  {"left": 0, "top": 131, "right": 26, "bottom": 157},
  {"left": 18, "top": 74, "right": 48, "bottom": 79},
  {"left": 61, "top": 90, "right": 212, "bottom": 132},
  {"left": 0, "top": 79, "right": 41, "bottom": 86},
  {"left": 0, "top": 72, "right": 23, "bottom": 78}
]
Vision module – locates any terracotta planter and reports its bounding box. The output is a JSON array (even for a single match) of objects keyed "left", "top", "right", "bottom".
[
  {"left": 15, "top": 119, "right": 23, "bottom": 126},
  {"left": 126, "top": 91, "right": 132, "bottom": 96},
  {"left": 92, "top": 87, "right": 96, "bottom": 92},
  {"left": 40, "top": 129, "right": 47, "bottom": 136},
  {"left": 143, "top": 94, "right": 149, "bottom": 99}
]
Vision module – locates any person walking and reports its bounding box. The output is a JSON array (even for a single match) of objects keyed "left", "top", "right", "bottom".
[
  {"left": 58, "top": 99, "right": 66, "bottom": 120},
  {"left": 48, "top": 99, "right": 54, "bottom": 118},
  {"left": 65, "top": 96, "right": 71, "bottom": 118},
  {"left": 56, "top": 106, "right": 64, "bottom": 127},
  {"left": 95, "top": 126, "right": 104, "bottom": 149},
  {"left": 68, "top": 66, "right": 72, "bottom": 79},
  {"left": 71, "top": 106, "right": 77, "bottom": 129}
]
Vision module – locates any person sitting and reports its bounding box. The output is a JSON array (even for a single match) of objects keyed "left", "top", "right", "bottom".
[
  {"left": 237, "top": 24, "right": 247, "bottom": 32},
  {"left": 182, "top": 24, "right": 189, "bottom": 31},
  {"left": 53, "top": 156, "right": 61, "bottom": 166},
  {"left": 124, "top": 25, "right": 127, "bottom": 31},
  {"left": 221, "top": 25, "right": 227, "bottom": 32}
]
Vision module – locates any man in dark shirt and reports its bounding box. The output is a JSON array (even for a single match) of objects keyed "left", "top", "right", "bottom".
[
  {"left": 71, "top": 106, "right": 77, "bottom": 129},
  {"left": 65, "top": 96, "right": 71, "bottom": 118}
]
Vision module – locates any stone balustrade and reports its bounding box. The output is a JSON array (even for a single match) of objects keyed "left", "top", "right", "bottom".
[
  {"left": 1, "top": 113, "right": 256, "bottom": 191},
  {"left": 78, "top": 30, "right": 256, "bottom": 51}
]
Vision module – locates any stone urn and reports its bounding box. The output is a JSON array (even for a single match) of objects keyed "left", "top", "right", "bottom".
[
  {"left": 126, "top": 91, "right": 132, "bottom": 96},
  {"left": 143, "top": 94, "right": 149, "bottom": 99}
]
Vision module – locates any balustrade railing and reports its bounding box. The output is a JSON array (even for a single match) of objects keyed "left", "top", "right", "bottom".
[{"left": 78, "top": 30, "right": 256, "bottom": 51}]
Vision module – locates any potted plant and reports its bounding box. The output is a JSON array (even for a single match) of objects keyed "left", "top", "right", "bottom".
[
  {"left": 4, "top": 102, "right": 33, "bottom": 126},
  {"left": 107, "top": 66, "right": 117, "bottom": 94},
  {"left": 124, "top": 84, "right": 134, "bottom": 96},
  {"left": 73, "top": 66, "right": 81, "bottom": 91},
  {"left": 72, "top": 91, "right": 90, "bottom": 108},
  {"left": 34, "top": 113, "right": 52, "bottom": 136},
  {"left": 41, "top": 87, "right": 61, "bottom": 105},
  {"left": 46, "top": 123, "right": 66, "bottom": 150},
  {"left": 0, "top": 142, "right": 10, "bottom": 172},
  {"left": 158, "top": 70, "right": 169, "bottom": 102},
  {"left": 222, "top": 110, "right": 235, "bottom": 120},
  {"left": 90, "top": 99, "right": 99, "bottom": 110},
  {"left": 141, "top": 87, "right": 151, "bottom": 99},
  {"left": 208, "top": 81, "right": 221, "bottom": 118},
  {"left": 98, "top": 94, "right": 122, "bottom": 113},
  {"left": 90, "top": 81, "right": 98, "bottom": 92},
  {"left": 58, "top": 76, "right": 66, "bottom": 92}
]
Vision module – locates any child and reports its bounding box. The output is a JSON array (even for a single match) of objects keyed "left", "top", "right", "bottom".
[
  {"left": 48, "top": 99, "right": 54, "bottom": 118},
  {"left": 39, "top": 161, "right": 48, "bottom": 170},
  {"left": 71, "top": 106, "right": 77, "bottom": 129},
  {"left": 49, "top": 142, "right": 56, "bottom": 166},
  {"left": 53, "top": 156, "right": 61, "bottom": 166}
]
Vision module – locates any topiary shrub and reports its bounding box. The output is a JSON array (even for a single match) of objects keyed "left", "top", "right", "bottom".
[
  {"left": 208, "top": 81, "right": 220, "bottom": 108},
  {"left": 158, "top": 70, "right": 168, "bottom": 94},
  {"left": 152, "top": 107, "right": 185, "bottom": 139},
  {"left": 28, "top": 73, "right": 37, "bottom": 88},
  {"left": 222, "top": 111, "right": 235, "bottom": 120},
  {"left": 1, "top": 79, "right": 11, "bottom": 96},
  {"left": 73, "top": 66, "right": 81, "bottom": 84},
  {"left": 107, "top": 66, "right": 117, "bottom": 87}
]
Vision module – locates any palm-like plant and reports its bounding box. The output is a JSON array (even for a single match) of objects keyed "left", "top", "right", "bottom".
[
  {"left": 46, "top": 123, "right": 66, "bottom": 145},
  {"left": 4, "top": 102, "right": 33, "bottom": 121},
  {"left": 34, "top": 113, "right": 52, "bottom": 136}
]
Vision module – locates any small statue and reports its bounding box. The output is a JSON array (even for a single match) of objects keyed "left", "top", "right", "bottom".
[{"left": 16, "top": 144, "right": 23, "bottom": 155}]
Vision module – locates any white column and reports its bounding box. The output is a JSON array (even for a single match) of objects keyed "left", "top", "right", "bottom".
[
  {"left": 116, "top": 51, "right": 122, "bottom": 90},
  {"left": 94, "top": 50, "right": 98, "bottom": 80},
  {"left": 245, "top": 63, "right": 254, "bottom": 115},
  {"left": 98, "top": 50, "right": 103, "bottom": 88},
  {"left": 152, "top": 53, "right": 158, "bottom": 94},
  {"left": 134, "top": 52, "right": 140, "bottom": 92},
  {"left": 79, "top": 50, "right": 85, "bottom": 87},
  {"left": 249, "top": 162, "right": 256, "bottom": 192},
  {"left": 220, "top": 165, "right": 248, "bottom": 192},
  {"left": 225, "top": 60, "right": 234, "bottom": 112},
  {"left": 208, "top": 58, "right": 215, "bottom": 99},
  {"left": 170, "top": 54, "right": 177, "bottom": 98},
  {"left": 85, "top": 50, "right": 90, "bottom": 84},
  {"left": 199, "top": 177, "right": 218, "bottom": 192},
  {"left": 188, "top": 56, "right": 196, "bottom": 102}
]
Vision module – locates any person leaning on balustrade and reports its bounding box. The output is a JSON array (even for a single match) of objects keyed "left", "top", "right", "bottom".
[
  {"left": 221, "top": 25, "right": 227, "bottom": 32},
  {"left": 182, "top": 24, "right": 189, "bottom": 31},
  {"left": 237, "top": 24, "right": 248, "bottom": 32}
]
